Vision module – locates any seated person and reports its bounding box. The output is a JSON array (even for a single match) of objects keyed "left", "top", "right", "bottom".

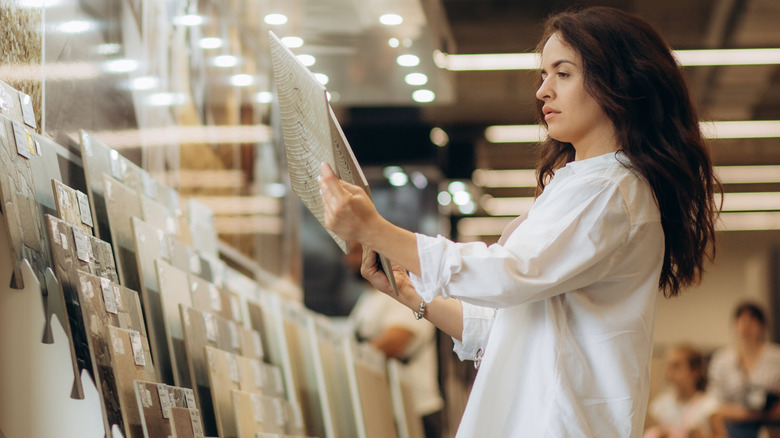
[{"left": 644, "top": 344, "right": 722, "bottom": 438}]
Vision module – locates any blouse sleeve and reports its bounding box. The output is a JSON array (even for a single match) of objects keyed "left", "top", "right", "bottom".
[
  {"left": 409, "top": 177, "right": 631, "bottom": 308},
  {"left": 452, "top": 301, "right": 496, "bottom": 361}
]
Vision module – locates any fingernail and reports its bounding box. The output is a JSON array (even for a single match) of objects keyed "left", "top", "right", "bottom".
[{"left": 317, "top": 175, "right": 322, "bottom": 182}]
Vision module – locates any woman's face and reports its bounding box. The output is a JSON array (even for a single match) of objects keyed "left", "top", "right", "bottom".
[
  {"left": 735, "top": 311, "right": 765, "bottom": 343},
  {"left": 536, "top": 33, "right": 614, "bottom": 154},
  {"left": 664, "top": 348, "right": 698, "bottom": 393}
]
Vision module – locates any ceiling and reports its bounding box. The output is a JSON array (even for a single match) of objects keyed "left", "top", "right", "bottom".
[{"left": 324, "top": 0, "right": 780, "bottom": 236}]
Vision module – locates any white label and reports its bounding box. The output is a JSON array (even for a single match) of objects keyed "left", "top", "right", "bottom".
[
  {"left": 142, "top": 173, "right": 157, "bottom": 199},
  {"left": 110, "top": 150, "right": 122, "bottom": 180},
  {"left": 209, "top": 284, "right": 221, "bottom": 312},
  {"left": 272, "top": 367, "right": 284, "bottom": 395},
  {"left": 141, "top": 387, "right": 153, "bottom": 408},
  {"left": 33, "top": 139, "right": 41, "bottom": 155},
  {"left": 129, "top": 330, "right": 146, "bottom": 366},
  {"left": 227, "top": 353, "right": 240, "bottom": 383},
  {"left": 157, "top": 229, "right": 170, "bottom": 261},
  {"left": 189, "top": 249, "right": 201, "bottom": 274},
  {"left": 184, "top": 389, "right": 197, "bottom": 409},
  {"left": 81, "top": 276, "right": 94, "bottom": 299},
  {"left": 230, "top": 296, "right": 241, "bottom": 322},
  {"left": 251, "top": 394, "right": 263, "bottom": 423},
  {"left": 157, "top": 383, "right": 171, "bottom": 419},
  {"left": 252, "top": 361, "right": 263, "bottom": 389},
  {"left": 57, "top": 184, "right": 70, "bottom": 208},
  {"left": 73, "top": 228, "right": 92, "bottom": 262},
  {"left": 189, "top": 408, "right": 204, "bottom": 438},
  {"left": 59, "top": 233, "right": 68, "bottom": 250},
  {"left": 110, "top": 329, "right": 124, "bottom": 354},
  {"left": 113, "top": 284, "right": 123, "bottom": 310},
  {"left": 252, "top": 331, "right": 263, "bottom": 358},
  {"left": 273, "top": 398, "right": 286, "bottom": 426},
  {"left": 76, "top": 191, "right": 93, "bottom": 227},
  {"left": 228, "top": 321, "right": 240, "bottom": 350},
  {"left": 203, "top": 313, "right": 218, "bottom": 343},
  {"left": 166, "top": 217, "right": 177, "bottom": 235},
  {"left": 19, "top": 91, "right": 36, "bottom": 128},
  {"left": 50, "top": 220, "right": 61, "bottom": 245},
  {"left": 100, "top": 277, "right": 118, "bottom": 314},
  {"left": 12, "top": 121, "right": 30, "bottom": 159}
]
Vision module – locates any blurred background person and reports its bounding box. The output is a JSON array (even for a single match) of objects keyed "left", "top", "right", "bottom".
[
  {"left": 644, "top": 344, "right": 723, "bottom": 438},
  {"left": 708, "top": 302, "right": 780, "bottom": 438},
  {"left": 346, "top": 242, "right": 444, "bottom": 437}
]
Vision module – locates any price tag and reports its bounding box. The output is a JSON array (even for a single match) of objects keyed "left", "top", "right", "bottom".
[
  {"left": 76, "top": 191, "right": 93, "bottom": 227},
  {"left": 19, "top": 91, "right": 36, "bottom": 128},
  {"left": 157, "top": 383, "right": 171, "bottom": 419},
  {"left": 141, "top": 387, "right": 153, "bottom": 408},
  {"left": 228, "top": 321, "right": 240, "bottom": 350},
  {"left": 157, "top": 228, "right": 170, "bottom": 261},
  {"left": 230, "top": 296, "right": 241, "bottom": 322},
  {"left": 80, "top": 275, "right": 94, "bottom": 299},
  {"left": 12, "top": 121, "right": 30, "bottom": 159},
  {"left": 189, "top": 249, "right": 201, "bottom": 274},
  {"left": 142, "top": 172, "right": 157, "bottom": 199},
  {"left": 203, "top": 312, "right": 218, "bottom": 343},
  {"left": 129, "top": 330, "right": 146, "bottom": 366},
  {"left": 60, "top": 232, "right": 68, "bottom": 250},
  {"left": 56, "top": 184, "right": 70, "bottom": 208},
  {"left": 252, "top": 331, "right": 263, "bottom": 358},
  {"left": 189, "top": 408, "right": 204, "bottom": 438},
  {"left": 73, "top": 228, "right": 92, "bottom": 262},
  {"left": 109, "top": 150, "right": 123, "bottom": 180},
  {"left": 251, "top": 394, "right": 263, "bottom": 423},
  {"left": 227, "top": 353, "right": 240, "bottom": 383},
  {"left": 184, "top": 389, "right": 197, "bottom": 409},
  {"left": 113, "top": 284, "right": 123, "bottom": 310},
  {"left": 33, "top": 139, "right": 41, "bottom": 155},
  {"left": 100, "top": 277, "right": 118, "bottom": 314},
  {"left": 209, "top": 284, "right": 221, "bottom": 312},
  {"left": 273, "top": 367, "right": 284, "bottom": 395}
]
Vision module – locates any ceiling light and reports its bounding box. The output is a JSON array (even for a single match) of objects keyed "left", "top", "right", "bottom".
[
  {"left": 448, "top": 181, "right": 466, "bottom": 193},
  {"left": 397, "top": 54, "right": 420, "bottom": 67},
  {"left": 264, "top": 14, "right": 288, "bottom": 25},
  {"left": 459, "top": 201, "right": 477, "bottom": 215},
  {"left": 172, "top": 15, "right": 205, "bottom": 26},
  {"left": 389, "top": 38, "right": 400, "bottom": 48},
  {"left": 412, "top": 89, "right": 435, "bottom": 103},
  {"left": 701, "top": 120, "right": 780, "bottom": 139},
  {"left": 437, "top": 48, "right": 780, "bottom": 71},
  {"left": 438, "top": 191, "right": 452, "bottom": 206},
  {"left": 411, "top": 171, "right": 428, "bottom": 189},
  {"left": 256, "top": 91, "right": 273, "bottom": 103},
  {"left": 199, "top": 37, "right": 223, "bottom": 49},
  {"left": 146, "top": 92, "right": 188, "bottom": 106},
  {"left": 230, "top": 74, "right": 253, "bottom": 86},
  {"left": 473, "top": 169, "right": 537, "bottom": 188},
  {"left": 129, "top": 76, "right": 159, "bottom": 90},
  {"left": 430, "top": 127, "right": 449, "bottom": 147},
  {"left": 281, "top": 36, "right": 304, "bottom": 48},
  {"left": 453, "top": 191, "right": 472, "bottom": 206},
  {"left": 297, "top": 54, "right": 315, "bottom": 66},
  {"left": 213, "top": 55, "right": 239, "bottom": 68},
  {"left": 57, "top": 20, "right": 97, "bottom": 33},
  {"left": 718, "top": 212, "right": 780, "bottom": 231},
  {"left": 379, "top": 14, "right": 403, "bottom": 25},
  {"left": 405, "top": 72, "right": 428, "bottom": 86},
  {"left": 383, "top": 166, "right": 403, "bottom": 178},
  {"left": 721, "top": 192, "right": 780, "bottom": 212},
  {"left": 102, "top": 59, "right": 139, "bottom": 73},
  {"left": 97, "top": 43, "right": 121, "bottom": 55},
  {"left": 485, "top": 125, "right": 546, "bottom": 143},
  {"left": 715, "top": 165, "right": 780, "bottom": 184},
  {"left": 314, "top": 73, "right": 329, "bottom": 85},
  {"left": 389, "top": 172, "right": 409, "bottom": 187}
]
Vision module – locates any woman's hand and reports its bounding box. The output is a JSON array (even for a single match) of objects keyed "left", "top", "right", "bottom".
[
  {"left": 318, "top": 162, "right": 381, "bottom": 243},
  {"left": 361, "top": 246, "right": 412, "bottom": 299}
]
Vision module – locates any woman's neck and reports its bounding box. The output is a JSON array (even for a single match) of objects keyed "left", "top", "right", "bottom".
[{"left": 676, "top": 386, "right": 698, "bottom": 403}]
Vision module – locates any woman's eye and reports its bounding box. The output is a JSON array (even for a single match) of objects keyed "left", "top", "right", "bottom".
[{"left": 557, "top": 72, "right": 570, "bottom": 78}]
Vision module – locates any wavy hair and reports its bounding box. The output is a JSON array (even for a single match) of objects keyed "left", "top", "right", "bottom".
[{"left": 535, "top": 7, "right": 720, "bottom": 297}]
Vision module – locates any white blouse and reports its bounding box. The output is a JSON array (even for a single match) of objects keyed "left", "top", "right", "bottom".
[{"left": 410, "top": 152, "right": 664, "bottom": 437}]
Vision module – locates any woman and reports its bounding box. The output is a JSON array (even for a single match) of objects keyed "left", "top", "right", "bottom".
[
  {"left": 708, "top": 302, "right": 780, "bottom": 438},
  {"left": 644, "top": 345, "right": 722, "bottom": 438},
  {"left": 319, "top": 6, "right": 720, "bottom": 437}
]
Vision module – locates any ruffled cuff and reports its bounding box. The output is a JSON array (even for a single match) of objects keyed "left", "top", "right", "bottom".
[
  {"left": 408, "top": 233, "right": 463, "bottom": 303},
  {"left": 452, "top": 302, "right": 496, "bottom": 361}
]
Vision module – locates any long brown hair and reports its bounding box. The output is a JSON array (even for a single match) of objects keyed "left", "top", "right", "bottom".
[{"left": 535, "top": 7, "right": 720, "bottom": 298}]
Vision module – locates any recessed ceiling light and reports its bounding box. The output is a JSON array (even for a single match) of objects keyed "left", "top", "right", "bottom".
[
  {"left": 199, "top": 37, "right": 223, "bottom": 49},
  {"left": 264, "top": 13, "right": 288, "bottom": 25},
  {"left": 102, "top": 59, "right": 139, "bottom": 73},
  {"left": 388, "top": 38, "right": 400, "bottom": 48},
  {"left": 129, "top": 76, "right": 159, "bottom": 90},
  {"left": 405, "top": 72, "right": 428, "bottom": 86},
  {"left": 230, "top": 74, "right": 253, "bottom": 86},
  {"left": 412, "top": 89, "right": 435, "bottom": 103},
  {"left": 213, "top": 55, "right": 239, "bottom": 68},
  {"left": 256, "top": 91, "right": 273, "bottom": 103},
  {"left": 314, "top": 73, "right": 329, "bottom": 85},
  {"left": 297, "top": 54, "right": 315, "bottom": 67},
  {"left": 172, "top": 15, "right": 205, "bottom": 26},
  {"left": 281, "top": 36, "right": 304, "bottom": 48},
  {"left": 380, "top": 14, "right": 403, "bottom": 25},
  {"left": 397, "top": 54, "right": 420, "bottom": 67}
]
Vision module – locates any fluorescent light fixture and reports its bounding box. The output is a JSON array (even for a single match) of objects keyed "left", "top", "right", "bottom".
[
  {"left": 256, "top": 91, "right": 273, "bottom": 103},
  {"left": 715, "top": 165, "right": 780, "bottom": 184},
  {"left": 230, "top": 74, "right": 254, "bottom": 86},
  {"left": 314, "top": 73, "right": 329, "bottom": 85},
  {"left": 397, "top": 54, "right": 420, "bottom": 67},
  {"left": 264, "top": 13, "right": 288, "bottom": 25},
  {"left": 485, "top": 125, "right": 546, "bottom": 143},
  {"left": 172, "top": 15, "right": 204, "bottom": 26},
  {"left": 675, "top": 49, "right": 780, "bottom": 66},
  {"left": 281, "top": 36, "right": 304, "bottom": 48},
  {"left": 473, "top": 169, "right": 537, "bottom": 188},
  {"left": 721, "top": 192, "right": 780, "bottom": 212},
  {"left": 459, "top": 201, "right": 477, "bottom": 215},
  {"left": 102, "top": 59, "right": 139, "bottom": 73},
  {"left": 405, "top": 72, "right": 428, "bottom": 86},
  {"left": 389, "top": 38, "right": 400, "bottom": 48},
  {"left": 481, "top": 196, "right": 535, "bottom": 216},
  {"left": 129, "top": 76, "right": 159, "bottom": 90},
  {"left": 97, "top": 43, "right": 121, "bottom": 55},
  {"left": 718, "top": 212, "right": 780, "bottom": 231},
  {"left": 213, "top": 55, "right": 239, "bottom": 68},
  {"left": 412, "top": 89, "right": 435, "bottom": 103},
  {"left": 199, "top": 37, "right": 223, "bottom": 49},
  {"left": 380, "top": 14, "right": 403, "bottom": 25},
  {"left": 437, "top": 48, "right": 780, "bottom": 71},
  {"left": 57, "top": 20, "right": 97, "bottom": 34},
  {"left": 297, "top": 54, "right": 316, "bottom": 66},
  {"left": 430, "top": 127, "right": 449, "bottom": 147},
  {"left": 701, "top": 120, "right": 780, "bottom": 139},
  {"left": 146, "top": 92, "right": 188, "bottom": 106}
]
